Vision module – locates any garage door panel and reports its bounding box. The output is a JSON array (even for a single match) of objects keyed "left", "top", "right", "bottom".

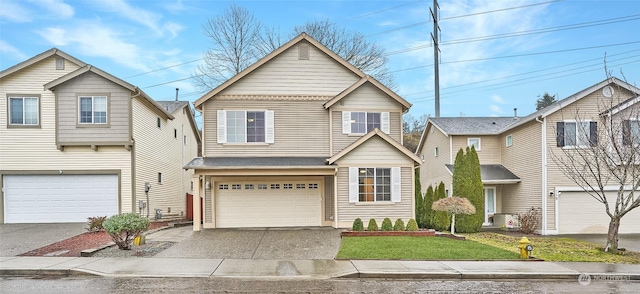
[
  {"left": 4, "top": 175, "right": 119, "bottom": 223},
  {"left": 216, "top": 180, "right": 321, "bottom": 228},
  {"left": 559, "top": 191, "right": 640, "bottom": 234}
]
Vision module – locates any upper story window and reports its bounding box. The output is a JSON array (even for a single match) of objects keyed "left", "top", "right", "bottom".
[
  {"left": 506, "top": 134, "right": 513, "bottom": 147},
  {"left": 157, "top": 117, "right": 161, "bottom": 128},
  {"left": 78, "top": 96, "right": 107, "bottom": 124},
  {"left": 622, "top": 119, "right": 640, "bottom": 146},
  {"left": 8, "top": 96, "right": 39, "bottom": 126},
  {"left": 217, "top": 110, "right": 274, "bottom": 144},
  {"left": 557, "top": 121, "right": 597, "bottom": 148},
  {"left": 174, "top": 128, "right": 178, "bottom": 139},
  {"left": 342, "top": 111, "right": 390, "bottom": 134},
  {"left": 468, "top": 138, "right": 481, "bottom": 150},
  {"left": 55, "top": 57, "right": 65, "bottom": 70},
  {"left": 434, "top": 147, "right": 439, "bottom": 157}
]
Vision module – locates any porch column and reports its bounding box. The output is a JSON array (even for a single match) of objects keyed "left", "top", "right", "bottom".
[{"left": 192, "top": 174, "right": 201, "bottom": 231}]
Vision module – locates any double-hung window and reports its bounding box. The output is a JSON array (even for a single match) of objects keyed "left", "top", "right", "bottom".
[
  {"left": 79, "top": 96, "right": 107, "bottom": 124},
  {"left": 342, "top": 111, "right": 390, "bottom": 134},
  {"left": 349, "top": 167, "right": 401, "bottom": 203},
  {"left": 622, "top": 120, "right": 640, "bottom": 146},
  {"left": 557, "top": 121, "right": 597, "bottom": 147},
  {"left": 9, "top": 96, "right": 39, "bottom": 126},
  {"left": 217, "top": 110, "right": 274, "bottom": 143}
]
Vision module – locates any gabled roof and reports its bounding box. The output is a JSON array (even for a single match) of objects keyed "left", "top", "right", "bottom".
[
  {"left": 429, "top": 117, "right": 516, "bottom": 135},
  {"left": 506, "top": 77, "right": 640, "bottom": 131},
  {"left": 194, "top": 33, "right": 366, "bottom": 109},
  {"left": 0, "top": 48, "right": 86, "bottom": 79},
  {"left": 157, "top": 101, "right": 202, "bottom": 144},
  {"left": 445, "top": 164, "right": 521, "bottom": 184},
  {"left": 44, "top": 65, "right": 174, "bottom": 120},
  {"left": 324, "top": 75, "right": 412, "bottom": 112},
  {"left": 328, "top": 128, "right": 421, "bottom": 165}
]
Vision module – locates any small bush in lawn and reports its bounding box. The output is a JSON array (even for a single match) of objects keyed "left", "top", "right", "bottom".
[
  {"left": 86, "top": 216, "right": 107, "bottom": 232},
  {"left": 381, "top": 218, "right": 393, "bottom": 231},
  {"left": 367, "top": 218, "right": 379, "bottom": 231},
  {"left": 406, "top": 219, "right": 418, "bottom": 231},
  {"left": 393, "top": 218, "right": 405, "bottom": 231},
  {"left": 352, "top": 218, "right": 364, "bottom": 231},
  {"left": 103, "top": 213, "right": 150, "bottom": 250},
  {"left": 519, "top": 207, "right": 541, "bottom": 235}
]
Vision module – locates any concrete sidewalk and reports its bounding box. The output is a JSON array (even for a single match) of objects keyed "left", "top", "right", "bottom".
[{"left": 1, "top": 256, "right": 639, "bottom": 280}]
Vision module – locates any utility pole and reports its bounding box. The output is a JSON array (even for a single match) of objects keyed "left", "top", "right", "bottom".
[{"left": 431, "top": 0, "right": 441, "bottom": 117}]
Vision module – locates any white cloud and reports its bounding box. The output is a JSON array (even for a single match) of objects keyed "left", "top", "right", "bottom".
[
  {"left": 0, "top": 40, "right": 29, "bottom": 61},
  {"left": 164, "top": 22, "right": 185, "bottom": 38},
  {"left": 38, "top": 24, "right": 151, "bottom": 72},
  {"left": 91, "top": 0, "right": 182, "bottom": 37},
  {"left": 0, "top": 1, "right": 33, "bottom": 23},
  {"left": 29, "top": 0, "right": 74, "bottom": 19},
  {"left": 490, "top": 105, "right": 504, "bottom": 114},
  {"left": 491, "top": 95, "right": 506, "bottom": 104}
]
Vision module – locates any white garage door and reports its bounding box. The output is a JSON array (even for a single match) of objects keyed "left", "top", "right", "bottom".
[
  {"left": 3, "top": 174, "right": 119, "bottom": 223},
  {"left": 558, "top": 191, "right": 640, "bottom": 234},
  {"left": 216, "top": 180, "right": 321, "bottom": 228}
]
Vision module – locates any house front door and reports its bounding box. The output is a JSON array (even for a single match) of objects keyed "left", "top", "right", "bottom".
[{"left": 484, "top": 187, "right": 496, "bottom": 226}]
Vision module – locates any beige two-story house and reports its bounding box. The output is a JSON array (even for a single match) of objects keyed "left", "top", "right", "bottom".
[
  {"left": 416, "top": 77, "right": 640, "bottom": 234},
  {"left": 187, "top": 33, "right": 421, "bottom": 229},
  {"left": 0, "top": 49, "right": 200, "bottom": 223}
]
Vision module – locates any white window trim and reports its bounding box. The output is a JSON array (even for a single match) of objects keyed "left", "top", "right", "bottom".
[
  {"left": 506, "top": 134, "right": 513, "bottom": 147},
  {"left": 217, "top": 109, "right": 274, "bottom": 144},
  {"left": 8, "top": 96, "right": 39, "bottom": 126},
  {"left": 342, "top": 111, "right": 390, "bottom": 135},
  {"left": 625, "top": 118, "right": 640, "bottom": 147},
  {"left": 468, "top": 137, "right": 481, "bottom": 151},
  {"left": 348, "top": 167, "right": 401, "bottom": 203},
  {"left": 561, "top": 119, "right": 593, "bottom": 149},
  {"left": 78, "top": 96, "right": 108, "bottom": 124}
]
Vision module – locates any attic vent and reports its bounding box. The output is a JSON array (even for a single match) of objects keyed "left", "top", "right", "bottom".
[
  {"left": 55, "top": 57, "right": 65, "bottom": 70},
  {"left": 298, "top": 44, "right": 310, "bottom": 60}
]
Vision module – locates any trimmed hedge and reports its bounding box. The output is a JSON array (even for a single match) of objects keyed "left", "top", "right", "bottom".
[
  {"left": 367, "top": 218, "right": 379, "bottom": 231},
  {"left": 393, "top": 218, "right": 405, "bottom": 231},
  {"left": 406, "top": 219, "right": 419, "bottom": 231},
  {"left": 352, "top": 218, "right": 364, "bottom": 231},
  {"left": 381, "top": 218, "right": 393, "bottom": 231}
]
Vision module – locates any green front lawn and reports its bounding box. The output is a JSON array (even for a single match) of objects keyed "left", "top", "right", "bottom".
[
  {"left": 336, "top": 236, "right": 519, "bottom": 260},
  {"left": 466, "top": 232, "right": 640, "bottom": 264}
]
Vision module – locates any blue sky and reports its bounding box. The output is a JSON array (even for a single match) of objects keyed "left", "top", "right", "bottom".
[{"left": 1, "top": 0, "right": 639, "bottom": 122}]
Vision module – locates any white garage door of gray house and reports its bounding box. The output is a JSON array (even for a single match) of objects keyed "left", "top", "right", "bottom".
[
  {"left": 215, "top": 180, "right": 322, "bottom": 228},
  {"left": 3, "top": 174, "right": 119, "bottom": 223},
  {"left": 558, "top": 191, "right": 640, "bottom": 234}
]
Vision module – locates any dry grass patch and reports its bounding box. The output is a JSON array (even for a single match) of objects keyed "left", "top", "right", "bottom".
[{"left": 465, "top": 232, "right": 640, "bottom": 264}]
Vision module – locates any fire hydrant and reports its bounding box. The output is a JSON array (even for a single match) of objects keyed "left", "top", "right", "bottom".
[{"left": 518, "top": 237, "right": 533, "bottom": 259}]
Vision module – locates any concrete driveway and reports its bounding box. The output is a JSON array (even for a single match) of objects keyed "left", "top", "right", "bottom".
[
  {"left": 154, "top": 227, "right": 342, "bottom": 259},
  {"left": 0, "top": 223, "right": 86, "bottom": 256},
  {"left": 553, "top": 234, "right": 640, "bottom": 253}
]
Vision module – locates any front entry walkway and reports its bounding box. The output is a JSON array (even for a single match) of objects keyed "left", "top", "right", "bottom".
[{"left": 153, "top": 227, "right": 341, "bottom": 259}]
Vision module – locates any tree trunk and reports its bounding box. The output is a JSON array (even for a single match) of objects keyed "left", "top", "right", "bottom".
[
  {"left": 451, "top": 214, "right": 456, "bottom": 235},
  {"left": 605, "top": 217, "right": 620, "bottom": 252}
]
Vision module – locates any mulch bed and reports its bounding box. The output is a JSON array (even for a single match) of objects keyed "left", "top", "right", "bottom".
[
  {"left": 342, "top": 229, "right": 436, "bottom": 237},
  {"left": 19, "top": 221, "right": 170, "bottom": 257}
]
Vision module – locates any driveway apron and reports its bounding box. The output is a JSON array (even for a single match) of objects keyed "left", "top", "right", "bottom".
[
  {"left": 0, "top": 223, "right": 86, "bottom": 256},
  {"left": 153, "top": 227, "right": 341, "bottom": 259}
]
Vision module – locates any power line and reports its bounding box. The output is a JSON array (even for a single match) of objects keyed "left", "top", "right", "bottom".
[
  {"left": 125, "top": 58, "right": 202, "bottom": 78},
  {"left": 348, "top": 0, "right": 424, "bottom": 20}
]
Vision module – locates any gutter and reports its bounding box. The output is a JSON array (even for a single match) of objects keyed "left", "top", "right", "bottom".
[{"left": 535, "top": 115, "right": 547, "bottom": 235}]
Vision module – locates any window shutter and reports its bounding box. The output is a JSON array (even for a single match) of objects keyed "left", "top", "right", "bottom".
[
  {"left": 217, "top": 110, "right": 226, "bottom": 143},
  {"left": 381, "top": 112, "right": 390, "bottom": 134},
  {"left": 265, "top": 110, "right": 275, "bottom": 144},
  {"left": 556, "top": 122, "right": 565, "bottom": 147},
  {"left": 342, "top": 111, "right": 351, "bottom": 134},
  {"left": 349, "top": 167, "right": 358, "bottom": 203},
  {"left": 589, "top": 121, "right": 598, "bottom": 145},
  {"left": 622, "top": 120, "right": 631, "bottom": 145},
  {"left": 391, "top": 167, "right": 401, "bottom": 202}
]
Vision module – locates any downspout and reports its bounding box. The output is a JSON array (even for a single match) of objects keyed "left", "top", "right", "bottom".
[{"left": 535, "top": 115, "right": 547, "bottom": 235}]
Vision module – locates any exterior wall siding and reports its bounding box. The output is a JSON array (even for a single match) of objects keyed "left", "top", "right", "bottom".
[
  {"left": 335, "top": 136, "right": 414, "bottom": 166},
  {"left": 330, "top": 83, "right": 403, "bottom": 111},
  {"left": 55, "top": 72, "right": 130, "bottom": 144},
  {"left": 0, "top": 56, "right": 133, "bottom": 221},
  {"left": 203, "top": 99, "right": 330, "bottom": 157},
  {"left": 500, "top": 120, "right": 543, "bottom": 216},
  {"left": 451, "top": 135, "right": 502, "bottom": 164},
  {"left": 221, "top": 40, "right": 360, "bottom": 96},
  {"left": 419, "top": 124, "right": 452, "bottom": 193},
  {"left": 336, "top": 166, "right": 413, "bottom": 228},
  {"left": 133, "top": 99, "right": 196, "bottom": 217},
  {"left": 331, "top": 111, "right": 402, "bottom": 154}
]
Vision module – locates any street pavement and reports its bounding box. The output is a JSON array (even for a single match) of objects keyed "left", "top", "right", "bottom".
[{"left": 1, "top": 224, "right": 639, "bottom": 281}]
